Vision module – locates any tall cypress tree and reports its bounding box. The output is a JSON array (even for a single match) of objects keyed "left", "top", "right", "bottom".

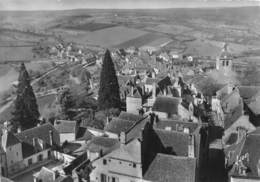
[
  {"left": 12, "top": 63, "right": 40, "bottom": 130},
  {"left": 98, "top": 50, "right": 120, "bottom": 110}
]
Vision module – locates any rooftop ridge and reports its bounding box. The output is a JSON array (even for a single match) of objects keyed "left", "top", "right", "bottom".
[{"left": 125, "top": 115, "right": 148, "bottom": 134}]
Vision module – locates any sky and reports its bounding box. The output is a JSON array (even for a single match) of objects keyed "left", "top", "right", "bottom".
[{"left": 0, "top": 0, "right": 259, "bottom": 10}]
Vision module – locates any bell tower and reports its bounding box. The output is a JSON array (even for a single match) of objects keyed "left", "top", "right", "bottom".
[{"left": 216, "top": 43, "right": 233, "bottom": 74}]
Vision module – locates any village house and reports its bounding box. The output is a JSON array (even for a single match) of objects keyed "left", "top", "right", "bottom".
[
  {"left": 54, "top": 120, "right": 79, "bottom": 145},
  {"left": 226, "top": 127, "right": 260, "bottom": 182},
  {"left": 0, "top": 123, "right": 60, "bottom": 177}
]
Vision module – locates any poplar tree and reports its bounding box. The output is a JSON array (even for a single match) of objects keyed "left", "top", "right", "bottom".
[
  {"left": 98, "top": 50, "right": 120, "bottom": 110},
  {"left": 12, "top": 63, "right": 40, "bottom": 130}
]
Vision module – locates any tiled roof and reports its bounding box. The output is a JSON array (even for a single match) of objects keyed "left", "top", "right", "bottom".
[
  {"left": 76, "top": 127, "right": 93, "bottom": 141},
  {"left": 152, "top": 96, "right": 181, "bottom": 116},
  {"left": 16, "top": 123, "right": 60, "bottom": 157},
  {"left": 224, "top": 104, "right": 244, "bottom": 130},
  {"left": 238, "top": 86, "right": 260, "bottom": 100},
  {"left": 1, "top": 130, "right": 20, "bottom": 148},
  {"left": 0, "top": 177, "right": 14, "bottom": 182},
  {"left": 54, "top": 120, "right": 77, "bottom": 134},
  {"left": 156, "top": 119, "right": 199, "bottom": 134},
  {"left": 232, "top": 132, "right": 260, "bottom": 178},
  {"left": 144, "top": 153, "right": 196, "bottom": 182},
  {"left": 154, "top": 129, "right": 190, "bottom": 156},
  {"left": 109, "top": 139, "right": 142, "bottom": 163},
  {"left": 145, "top": 77, "right": 160, "bottom": 85},
  {"left": 55, "top": 176, "right": 73, "bottom": 182},
  {"left": 157, "top": 76, "right": 172, "bottom": 90},
  {"left": 118, "top": 112, "right": 144, "bottom": 122},
  {"left": 248, "top": 96, "right": 260, "bottom": 115},
  {"left": 35, "top": 167, "right": 54, "bottom": 182},
  {"left": 105, "top": 117, "right": 136, "bottom": 135},
  {"left": 86, "top": 136, "right": 119, "bottom": 153}
]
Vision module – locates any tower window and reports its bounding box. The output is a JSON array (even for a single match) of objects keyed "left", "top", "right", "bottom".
[
  {"left": 222, "top": 60, "right": 225, "bottom": 66},
  {"left": 226, "top": 60, "right": 229, "bottom": 66}
]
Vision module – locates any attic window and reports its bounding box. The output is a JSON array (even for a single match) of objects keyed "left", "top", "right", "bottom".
[{"left": 103, "top": 159, "right": 107, "bottom": 165}]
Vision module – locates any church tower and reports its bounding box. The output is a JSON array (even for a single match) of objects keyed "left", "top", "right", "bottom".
[{"left": 216, "top": 43, "right": 233, "bottom": 74}]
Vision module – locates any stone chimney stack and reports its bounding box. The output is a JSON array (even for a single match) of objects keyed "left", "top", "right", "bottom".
[
  {"left": 188, "top": 135, "right": 195, "bottom": 158},
  {"left": 257, "top": 159, "right": 260, "bottom": 177},
  {"left": 120, "top": 132, "right": 126, "bottom": 144},
  {"left": 49, "top": 130, "right": 53, "bottom": 146},
  {"left": 152, "top": 72, "right": 156, "bottom": 78},
  {"left": 131, "top": 86, "right": 134, "bottom": 97},
  {"left": 33, "top": 137, "right": 38, "bottom": 148},
  {"left": 152, "top": 83, "right": 156, "bottom": 99}
]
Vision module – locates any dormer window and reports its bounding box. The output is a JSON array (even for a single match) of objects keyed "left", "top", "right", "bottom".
[{"left": 103, "top": 159, "right": 107, "bottom": 165}]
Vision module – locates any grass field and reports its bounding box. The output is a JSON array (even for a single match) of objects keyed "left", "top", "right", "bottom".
[
  {"left": 0, "top": 46, "right": 34, "bottom": 61},
  {"left": 64, "top": 22, "right": 116, "bottom": 32},
  {"left": 64, "top": 26, "right": 148, "bottom": 47}
]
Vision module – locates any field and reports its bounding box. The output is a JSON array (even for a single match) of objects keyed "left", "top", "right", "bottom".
[
  {"left": 0, "top": 46, "right": 34, "bottom": 61},
  {"left": 64, "top": 26, "right": 148, "bottom": 47},
  {"left": 64, "top": 22, "right": 117, "bottom": 32},
  {"left": 115, "top": 33, "right": 165, "bottom": 48}
]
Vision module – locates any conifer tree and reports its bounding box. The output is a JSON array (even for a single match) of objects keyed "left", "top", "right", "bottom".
[
  {"left": 12, "top": 63, "right": 40, "bottom": 130},
  {"left": 98, "top": 50, "right": 120, "bottom": 110},
  {"left": 58, "top": 88, "right": 75, "bottom": 120}
]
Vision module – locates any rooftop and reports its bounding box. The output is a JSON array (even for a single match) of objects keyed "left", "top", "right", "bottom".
[
  {"left": 152, "top": 96, "right": 181, "bottom": 116},
  {"left": 105, "top": 117, "right": 136, "bottom": 135},
  {"left": 144, "top": 153, "right": 196, "bottom": 182}
]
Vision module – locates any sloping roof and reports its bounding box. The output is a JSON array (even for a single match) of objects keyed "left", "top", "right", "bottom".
[
  {"left": 118, "top": 112, "right": 143, "bottom": 122},
  {"left": 0, "top": 177, "right": 14, "bottom": 182},
  {"left": 76, "top": 127, "right": 93, "bottom": 141},
  {"left": 152, "top": 96, "right": 181, "bottom": 115},
  {"left": 238, "top": 86, "right": 260, "bottom": 100},
  {"left": 109, "top": 139, "right": 142, "bottom": 163},
  {"left": 145, "top": 77, "right": 160, "bottom": 85},
  {"left": 154, "top": 129, "right": 190, "bottom": 156},
  {"left": 36, "top": 167, "right": 54, "bottom": 182},
  {"left": 224, "top": 104, "right": 244, "bottom": 130},
  {"left": 105, "top": 117, "right": 136, "bottom": 135},
  {"left": 56, "top": 176, "right": 73, "bottom": 182},
  {"left": 16, "top": 123, "right": 60, "bottom": 157},
  {"left": 156, "top": 119, "right": 199, "bottom": 134},
  {"left": 144, "top": 153, "right": 196, "bottom": 182},
  {"left": 86, "top": 136, "right": 119, "bottom": 153},
  {"left": 16, "top": 123, "right": 59, "bottom": 146},
  {"left": 54, "top": 120, "right": 77, "bottom": 134},
  {"left": 232, "top": 132, "right": 260, "bottom": 178},
  {"left": 248, "top": 97, "right": 260, "bottom": 115},
  {"left": 1, "top": 130, "right": 20, "bottom": 148},
  {"left": 157, "top": 76, "right": 172, "bottom": 90}
]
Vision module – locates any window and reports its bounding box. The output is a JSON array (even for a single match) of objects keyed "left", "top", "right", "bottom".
[
  {"left": 38, "top": 154, "right": 43, "bottom": 162},
  {"left": 16, "top": 152, "right": 19, "bottom": 156},
  {"left": 112, "top": 177, "right": 118, "bottom": 182},
  {"left": 101, "top": 174, "right": 107, "bottom": 182},
  {"left": 133, "top": 163, "right": 136, "bottom": 168},
  {"left": 103, "top": 159, "right": 107, "bottom": 165},
  {"left": 28, "top": 158, "right": 32, "bottom": 165},
  {"left": 226, "top": 60, "right": 229, "bottom": 66},
  {"left": 222, "top": 60, "right": 225, "bottom": 66},
  {"left": 48, "top": 151, "right": 51, "bottom": 158},
  {"left": 9, "top": 148, "right": 11, "bottom": 151}
]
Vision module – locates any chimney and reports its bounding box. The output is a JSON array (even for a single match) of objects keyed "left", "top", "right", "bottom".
[
  {"left": 33, "top": 137, "right": 38, "bottom": 148},
  {"left": 152, "top": 72, "right": 156, "bottom": 78},
  {"left": 49, "top": 130, "right": 53, "bottom": 146},
  {"left": 176, "top": 86, "right": 182, "bottom": 97},
  {"left": 131, "top": 86, "right": 134, "bottom": 97},
  {"left": 188, "top": 135, "right": 195, "bottom": 158},
  {"left": 152, "top": 83, "right": 156, "bottom": 99},
  {"left": 257, "top": 159, "right": 260, "bottom": 177},
  {"left": 119, "top": 132, "right": 126, "bottom": 144},
  {"left": 17, "top": 127, "right": 21, "bottom": 133},
  {"left": 163, "top": 88, "right": 167, "bottom": 96}
]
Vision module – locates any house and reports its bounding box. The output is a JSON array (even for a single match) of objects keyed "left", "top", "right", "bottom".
[
  {"left": 54, "top": 120, "right": 79, "bottom": 144},
  {"left": 152, "top": 96, "right": 196, "bottom": 121},
  {"left": 33, "top": 167, "right": 73, "bottom": 182},
  {"left": 126, "top": 87, "right": 142, "bottom": 115},
  {"left": 228, "top": 127, "right": 260, "bottom": 182},
  {"left": 0, "top": 123, "right": 60, "bottom": 176},
  {"left": 245, "top": 94, "right": 260, "bottom": 126},
  {"left": 85, "top": 137, "right": 119, "bottom": 161}
]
